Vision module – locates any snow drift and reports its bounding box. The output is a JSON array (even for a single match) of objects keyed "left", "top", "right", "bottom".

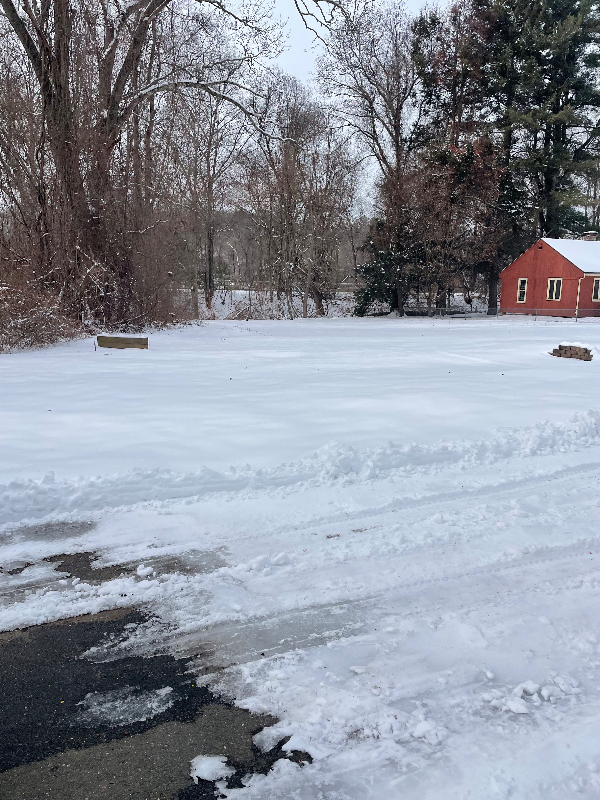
[{"left": 3, "top": 409, "right": 600, "bottom": 526}]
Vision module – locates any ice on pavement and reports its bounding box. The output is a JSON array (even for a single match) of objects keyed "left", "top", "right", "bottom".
[
  {"left": 3, "top": 317, "right": 600, "bottom": 798},
  {"left": 75, "top": 686, "right": 174, "bottom": 727}
]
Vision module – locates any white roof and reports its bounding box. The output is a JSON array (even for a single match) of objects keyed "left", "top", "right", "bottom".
[{"left": 542, "top": 238, "right": 600, "bottom": 274}]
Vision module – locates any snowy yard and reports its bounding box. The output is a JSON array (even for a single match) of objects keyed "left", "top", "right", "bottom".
[{"left": 3, "top": 316, "right": 600, "bottom": 798}]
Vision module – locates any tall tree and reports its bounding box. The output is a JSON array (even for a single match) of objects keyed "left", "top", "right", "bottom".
[
  {"left": 413, "top": 0, "right": 505, "bottom": 313},
  {"left": 487, "top": 0, "right": 600, "bottom": 237},
  {"left": 0, "top": 0, "right": 278, "bottom": 320},
  {"left": 317, "top": 3, "right": 421, "bottom": 189},
  {"left": 238, "top": 73, "right": 358, "bottom": 317}
]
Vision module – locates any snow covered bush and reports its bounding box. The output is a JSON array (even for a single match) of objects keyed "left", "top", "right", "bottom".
[{"left": 0, "top": 285, "right": 84, "bottom": 353}]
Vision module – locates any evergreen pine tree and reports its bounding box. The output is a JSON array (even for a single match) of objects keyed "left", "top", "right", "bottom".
[{"left": 487, "top": 0, "right": 600, "bottom": 239}]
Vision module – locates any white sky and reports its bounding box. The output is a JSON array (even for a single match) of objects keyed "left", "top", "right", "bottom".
[{"left": 273, "top": 0, "right": 428, "bottom": 81}]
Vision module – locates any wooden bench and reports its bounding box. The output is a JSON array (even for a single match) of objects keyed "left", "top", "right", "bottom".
[{"left": 97, "top": 335, "right": 148, "bottom": 350}]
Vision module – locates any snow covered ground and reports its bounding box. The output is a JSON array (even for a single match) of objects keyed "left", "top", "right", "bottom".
[
  {"left": 3, "top": 315, "right": 600, "bottom": 485},
  {"left": 3, "top": 316, "right": 600, "bottom": 798}
]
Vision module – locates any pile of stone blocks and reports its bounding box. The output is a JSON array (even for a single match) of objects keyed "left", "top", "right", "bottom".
[{"left": 550, "top": 344, "right": 593, "bottom": 361}]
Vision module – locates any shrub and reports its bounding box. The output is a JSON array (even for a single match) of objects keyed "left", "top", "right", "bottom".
[{"left": 0, "top": 284, "right": 85, "bottom": 353}]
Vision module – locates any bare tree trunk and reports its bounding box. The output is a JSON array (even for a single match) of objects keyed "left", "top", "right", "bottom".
[
  {"left": 191, "top": 271, "right": 199, "bottom": 318},
  {"left": 487, "top": 271, "right": 499, "bottom": 315},
  {"left": 302, "top": 266, "right": 310, "bottom": 317},
  {"left": 435, "top": 285, "right": 446, "bottom": 314},
  {"left": 312, "top": 285, "right": 325, "bottom": 316},
  {"left": 426, "top": 285, "right": 434, "bottom": 316},
  {"left": 396, "top": 280, "right": 405, "bottom": 317},
  {"left": 205, "top": 179, "right": 215, "bottom": 310}
]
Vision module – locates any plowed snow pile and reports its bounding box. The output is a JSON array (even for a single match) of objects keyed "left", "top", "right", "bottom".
[{"left": 3, "top": 317, "right": 600, "bottom": 799}]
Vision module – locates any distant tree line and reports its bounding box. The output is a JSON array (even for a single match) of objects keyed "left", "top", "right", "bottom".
[{"left": 1, "top": 0, "right": 599, "bottom": 339}]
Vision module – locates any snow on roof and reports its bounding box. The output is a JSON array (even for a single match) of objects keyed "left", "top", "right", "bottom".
[{"left": 542, "top": 238, "right": 600, "bottom": 274}]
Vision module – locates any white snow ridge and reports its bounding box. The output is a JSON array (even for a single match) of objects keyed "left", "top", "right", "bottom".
[{"left": 3, "top": 409, "right": 600, "bottom": 526}]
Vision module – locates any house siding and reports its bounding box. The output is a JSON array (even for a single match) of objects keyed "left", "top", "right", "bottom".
[
  {"left": 499, "top": 240, "right": 586, "bottom": 317},
  {"left": 576, "top": 275, "right": 600, "bottom": 317}
]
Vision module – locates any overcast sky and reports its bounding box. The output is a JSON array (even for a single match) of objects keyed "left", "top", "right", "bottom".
[{"left": 273, "top": 0, "right": 427, "bottom": 81}]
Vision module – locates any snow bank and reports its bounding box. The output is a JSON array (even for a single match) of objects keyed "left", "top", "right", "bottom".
[{"left": 3, "top": 409, "right": 600, "bottom": 526}]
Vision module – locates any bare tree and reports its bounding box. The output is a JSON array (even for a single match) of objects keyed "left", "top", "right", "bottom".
[
  {"left": 180, "top": 87, "right": 249, "bottom": 313},
  {"left": 0, "top": 0, "right": 280, "bottom": 320},
  {"left": 237, "top": 73, "right": 358, "bottom": 317},
  {"left": 317, "top": 2, "right": 421, "bottom": 189}
]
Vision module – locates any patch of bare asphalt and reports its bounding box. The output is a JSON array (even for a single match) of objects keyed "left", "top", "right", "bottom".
[
  {"left": 44, "top": 552, "right": 131, "bottom": 582},
  {"left": 2, "top": 521, "right": 97, "bottom": 543},
  {"left": 42, "top": 550, "right": 230, "bottom": 584},
  {"left": 0, "top": 561, "right": 33, "bottom": 576},
  {"left": 0, "top": 609, "right": 311, "bottom": 799},
  {"left": 1, "top": 540, "right": 228, "bottom": 587},
  {"left": 1, "top": 516, "right": 228, "bottom": 602}
]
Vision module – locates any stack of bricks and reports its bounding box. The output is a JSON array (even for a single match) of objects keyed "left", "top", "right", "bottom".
[{"left": 550, "top": 344, "right": 593, "bottom": 361}]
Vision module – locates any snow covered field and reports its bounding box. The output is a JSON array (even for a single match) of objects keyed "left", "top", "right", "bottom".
[
  {"left": 4, "top": 316, "right": 600, "bottom": 798},
  {"left": 3, "top": 316, "right": 600, "bottom": 485}
]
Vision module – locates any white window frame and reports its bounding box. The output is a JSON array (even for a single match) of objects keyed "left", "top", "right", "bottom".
[
  {"left": 593, "top": 278, "right": 600, "bottom": 302},
  {"left": 547, "top": 278, "right": 562, "bottom": 301},
  {"left": 517, "top": 278, "right": 528, "bottom": 303}
]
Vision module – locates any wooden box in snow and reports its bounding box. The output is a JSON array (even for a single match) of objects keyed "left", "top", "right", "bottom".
[{"left": 97, "top": 335, "right": 148, "bottom": 350}]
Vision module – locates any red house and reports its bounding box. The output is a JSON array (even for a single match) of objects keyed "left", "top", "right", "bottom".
[{"left": 499, "top": 237, "right": 600, "bottom": 318}]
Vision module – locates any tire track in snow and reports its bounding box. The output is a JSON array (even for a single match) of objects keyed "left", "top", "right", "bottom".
[
  {"left": 242, "top": 459, "right": 600, "bottom": 541},
  {"left": 4, "top": 460, "right": 598, "bottom": 641},
  {"left": 134, "top": 459, "right": 600, "bottom": 558},
  {"left": 99, "top": 538, "right": 600, "bottom": 668}
]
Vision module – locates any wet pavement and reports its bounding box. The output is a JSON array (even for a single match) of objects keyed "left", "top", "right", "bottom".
[
  {"left": 43, "top": 552, "right": 132, "bottom": 582},
  {"left": 0, "top": 539, "right": 310, "bottom": 799}
]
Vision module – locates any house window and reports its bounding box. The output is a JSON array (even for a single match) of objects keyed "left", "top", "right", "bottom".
[
  {"left": 517, "top": 278, "right": 527, "bottom": 303},
  {"left": 547, "top": 278, "right": 562, "bottom": 301},
  {"left": 593, "top": 279, "right": 600, "bottom": 302}
]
